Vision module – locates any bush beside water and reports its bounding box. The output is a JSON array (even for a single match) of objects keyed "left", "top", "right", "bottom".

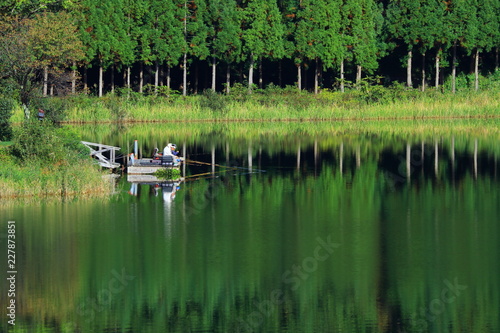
[{"left": 0, "top": 120, "right": 113, "bottom": 199}]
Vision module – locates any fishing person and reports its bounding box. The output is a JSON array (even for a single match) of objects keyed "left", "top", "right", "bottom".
[{"left": 163, "top": 143, "right": 179, "bottom": 156}]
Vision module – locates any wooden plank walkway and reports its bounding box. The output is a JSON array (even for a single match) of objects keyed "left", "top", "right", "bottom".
[{"left": 81, "top": 141, "right": 121, "bottom": 169}]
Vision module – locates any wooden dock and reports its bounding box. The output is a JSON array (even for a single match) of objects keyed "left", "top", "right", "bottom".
[{"left": 81, "top": 141, "right": 121, "bottom": 169}]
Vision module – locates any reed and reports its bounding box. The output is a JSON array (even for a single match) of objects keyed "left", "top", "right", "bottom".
[
  {"left": 0, "top": 121, "right": 115, "bottom": 201},
  {"left": 0, "top": 156, "right": 115, "bottom": 200},
  {"left": 10, "top": 86, "right": 498, "bottom": 124}
]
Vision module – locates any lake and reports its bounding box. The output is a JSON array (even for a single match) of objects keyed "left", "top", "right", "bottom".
[{"left": 0, "top": 120, "right": 499, "bottom": 332}]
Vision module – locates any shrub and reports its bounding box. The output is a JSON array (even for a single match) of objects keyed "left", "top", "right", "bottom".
[
  {"left": 10, "top": 120, "right": 87, "bottom": 165},
  {"left": 30, "top": 97, "right": 67, "bottom": 123},
  {"left": 200, "top": 89, "right": 228, "bottom": 115}
]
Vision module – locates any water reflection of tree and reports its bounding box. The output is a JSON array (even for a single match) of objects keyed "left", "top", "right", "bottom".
[{"left": 4, "top": 132, "right": 499, "bottom": 332}]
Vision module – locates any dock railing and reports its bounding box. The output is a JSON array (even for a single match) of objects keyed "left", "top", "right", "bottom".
[{"left": 81, "top": 141, "right": 121, "bottom": 169}]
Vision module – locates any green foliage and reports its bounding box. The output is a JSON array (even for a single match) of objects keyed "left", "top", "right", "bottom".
[
  {"left": 30, "top": 97, "right": 67, "bottom": 122},
  {"left": 0, "top": 12, "right": 83, "bottom": 106},
  {"left": 2, "top": 0, "right": 500, "bottom": 95},
  {"left": 242, "top": 0, "right": 285, "bottom": 60},
  {"left": 199, "top": 89, "right": 228, "bottom": 115},
  {"left": 0, "top": 97, "right": 14, "bottom": 141},
  {"left": 154, "top": 168, "right": 181, "bottom": 179},
  {"left": 10, "top": 120, "right": 87, "bottom": 165}
]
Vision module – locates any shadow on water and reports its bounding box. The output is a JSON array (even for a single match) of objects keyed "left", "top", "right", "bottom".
[{"left": 0, "top": 120, "right": 499, "bottom": 332}]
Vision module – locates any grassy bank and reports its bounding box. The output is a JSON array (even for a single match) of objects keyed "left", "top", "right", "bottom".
[
  {"left": 0, "top": 121, "right": 114, "bottom": 200},
  {"left": 9, "top": 84, "right": 500, "bottom": 124}
]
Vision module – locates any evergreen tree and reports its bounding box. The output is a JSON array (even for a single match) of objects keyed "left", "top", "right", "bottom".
[
  {"left": 151, "top": 0, "right": 185, "bottom": 88},
  {"left": 385, "top": 0, "right": 420, "bottom": 88},
  {"left": 343, "top": 0, "right": 379, "bottom": 86},
  {"left": 464, "top": 0, "right": 499, "bottom": 90},
  {"left": 442, "top": 0, "right": 468, "bottom": 92},
  {"left": 242, "top": 0, "right": 285, "bottom": 92},
  {"left": 295, "top": 0, "right": 342, "bottom": 94},
  {"left": 281, "top": 0, "right": 302, "bottom": 90},
  {"left": 79, "top": 0, "right": 131, "bottom": 96},
  {"left": 181, "top": 0, "right": 209, "bottom": 95},
  {"left": 414, "top": 0, "right": 442, "bottom": 91},
  {"left": 205, "top": 0, "right": 242, "bottom": 92}
]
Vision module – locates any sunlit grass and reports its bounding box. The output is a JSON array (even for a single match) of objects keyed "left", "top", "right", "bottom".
[
  {"left": 0, "top": 152, "right": 115, "bottom": 201},
  {"left": 12, "top": 87, "right": 498, "bottom": 124}
]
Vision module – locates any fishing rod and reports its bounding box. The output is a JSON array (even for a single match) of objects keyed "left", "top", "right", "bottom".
[{"left": 185, "top": 159, "right": 266, "bottom": 173}]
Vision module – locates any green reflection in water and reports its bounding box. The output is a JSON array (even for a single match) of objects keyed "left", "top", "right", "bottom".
[{"left": 0, "top": 121, "right": 498, "bottom": 333}]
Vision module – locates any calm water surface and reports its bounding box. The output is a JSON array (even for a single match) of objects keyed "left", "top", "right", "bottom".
[{"left": 0, "top": 122, "right": 499, "bottom": 333}]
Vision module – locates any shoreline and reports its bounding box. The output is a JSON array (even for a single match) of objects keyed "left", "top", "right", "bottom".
[{"left": 10, "top": 113, "right": 500, "bottom": 126}]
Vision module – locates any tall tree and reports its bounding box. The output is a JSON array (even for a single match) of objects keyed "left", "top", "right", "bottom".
[
  {"left": 150, "top": 0, "right": 184, "bottom": 91},
  {"left": 79, "top": 0, "right": 130, "bottom": 96},
  {"left": 414, "top": 0, "right": 442, "bottom": 91},
  {"left": 242, "top": 0, "right": 285, "bottom": 92},
  {"left": 281, "top": 0, "right": 303, "bottom": 90},
  {"left": 27, "top": 11, "right": 84, "bottom": 96},
  {"left": 444, "top": 0, "right": 468, "bottom": 92},
  {"left": 205, "top": 0, "right": 242, "bottom": 92},
  {"left": 463, "top": 0, "right": 499, "bottom": 91},
  {"left": 385, "top": 0, "right": 421, "bottom": 88},
  {"left": 295, "top": 0, "right": 342, "bottom": 94},
  {"left": 0, "top": 13, "right": 83, "bottom": 111},
  {"left": 180, "top": 0, "right": 209, "bottom": 95},
  {"left": 343, "top": 0, "right": 379, "bottom": 86}
]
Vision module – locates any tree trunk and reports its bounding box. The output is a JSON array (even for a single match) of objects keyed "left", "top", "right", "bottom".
[
  {"left": 340, "top": 60, "right": 345, "bottom": 93},
  {"left": 474, "top": 138, "right": 478, "bottom": 179},
  {"left": 297, "top": 63, "right": 301, "bottom": 91},
  {"left": 452, "top": 42, "right": 458, "bottom": 92},
  {"left": 43, "top": 66, "right": 48, "bottom": 97},
  {"left": 435, "top": 49, "right": 440, "bottom": 89},
  {"left": 182, "top": 53, "right": 187, "bottom": 96},
  {"left": 154, "top": 61, "right": 159, "bottom": 94},
  {"left": 111, "top": 64, "right": 115, "bottom": 94},
  {"left": 314, "top": 58, "right": 319, "bottom": 95},
  {"left": 166, "top": 64, "right": 171, "bottom": 89},
  {"left": 339, "top": 142, "right": 343, "bottom": 175},
  {"left": 226, "top": 63, "right": 231, "bottom": 94},
  {"left": 421, "top": 52, "right": 426, "bottom": 92},
  {"left": 139, "top": 62, "right": 144, "bottom": 94},
  {"left": 127, "top": 66, "right": 131, "bottom": 90},
  {"left": 99, "top": 63, "right": 103, "bottom": 97},
  {"left": 495, "top": 46, "right": 499, "bottom": 72},
  {"left": 71, "top": 62, "right": 76, "bottom": 94},
  {"left": 248, "top": 53, "right": 254, "bottom": 93},
  {"left": 407, "top": 48, "right": 412, "bottom": 88},
  {"left": 212, "top": 55, "right": 216, "bottom": 91},
  {"left": 434, "top": 140, "right": 438, "bottom": 176},
  {"left": 258, "top": 57, "right": 263, "bottom": 89},
  {"left": 83, "top": 67, "right": 88, "bottom": 94},
  {"left": 475, "top": 48, "right": 479, "bottom": 91},
  {"left": 356, "top": 64, "right": 362, "bottom": 87}
]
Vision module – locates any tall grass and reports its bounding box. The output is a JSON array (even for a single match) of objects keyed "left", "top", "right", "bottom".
[
  {"left": 0, "top": 155, "right": 114, "bottom": 199},
  {"left": 10, "top": 85, "right": 500, "bottom": 124},
  {"left": 0, "top": 121, "right": 115, "bottom": 200}
]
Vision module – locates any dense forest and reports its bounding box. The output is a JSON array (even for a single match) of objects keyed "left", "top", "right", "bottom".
[{"left": 0, "top": 0, "right": 499, "bottom": 98}]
